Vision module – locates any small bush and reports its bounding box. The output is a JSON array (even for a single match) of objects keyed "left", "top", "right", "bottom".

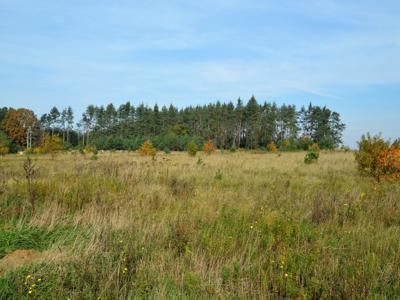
[
  {"left": 34, "top": 134, "right": 64, "bottom": 155},
  {"left": 308, "top": 143, "right": 320, "bottom": 152},
  {"left": 304, "top": 150, "right": 319, "bottom": 164},
  {"left": 138, "top": 140, "right": 157, "bottom": 159},
  {"left": 203, "top": 140, "right": 216, "bottom": 154},
  {"left": 299, "top": 135, "right": 312, "bottom": 150},
  {"left": 187, "top": 141, "right": 198, "bottom": 157},
  {"left": 267, "top": 142, "right": 278, "bottom": 153},
  {"left": 355, "top": 134, "right": 389, "bottom": 181},
  {"left": 0, "top": 146, "right": 9, "bottom": 156},
  {"left": 84, "top": 145, "right": 97, "bottom": 155},
  {"left": 229, "top": 145, "right": 237, "bottom": 153},
  {"left": 378, "top": 145, "right": 400, "bottom": 180}
]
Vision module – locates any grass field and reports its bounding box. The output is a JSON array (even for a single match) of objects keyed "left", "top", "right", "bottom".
[{"left": 1, "top": 151, "right": 400, "bottom": 299}]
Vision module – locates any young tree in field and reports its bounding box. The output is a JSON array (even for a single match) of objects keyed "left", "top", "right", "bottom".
[
  {"left": 40, "top": 133, "right": 64, "bottom": 154},
  {"left": 138, "top": 140, "right": 157, "bottom": 160},
  {"left": 2, "top": 108, "right": 37, "bottom": 148},
  {"left": 187, "top": 140, "right": 198, "bottom": 156},
  {"left": 203, "top": 140, "right": 216, "bottom": 154}
]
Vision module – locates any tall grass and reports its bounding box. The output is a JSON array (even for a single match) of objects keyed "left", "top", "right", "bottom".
[{"left": 0, "top": 151, "right": 400, "bottom": 299}]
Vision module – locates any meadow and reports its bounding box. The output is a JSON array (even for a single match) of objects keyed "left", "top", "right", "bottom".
[{"left": 0, "top": 151, "right": 400, "bottom": 299}]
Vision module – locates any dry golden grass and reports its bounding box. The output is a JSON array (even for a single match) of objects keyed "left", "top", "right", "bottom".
[{"left": 0, "top": 150, "right": 400, "bottom": 299}]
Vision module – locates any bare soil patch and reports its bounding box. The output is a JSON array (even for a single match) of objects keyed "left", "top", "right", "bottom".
[{"left": 0, "top": 249, "right": 42, "bottom": 276}]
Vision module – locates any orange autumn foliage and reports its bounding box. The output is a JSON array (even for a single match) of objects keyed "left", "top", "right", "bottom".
[
  {"left": 203, "top": 140, "right": 216, "bottom": 154},
  {"left": 378, "top": 146, "right": 400, "bottom": 180},
  {"left": 2, "top": 108, "right": 37, "bottom": 147}
]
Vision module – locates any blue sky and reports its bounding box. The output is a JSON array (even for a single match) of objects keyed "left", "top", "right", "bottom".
[{"left": 1, "top": 0, "right": 399, "bottom": 147}]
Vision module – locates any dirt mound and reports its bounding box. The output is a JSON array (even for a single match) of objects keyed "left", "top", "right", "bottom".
[{"left": 0, "top": 249, "right": 42, "bottom": 276}]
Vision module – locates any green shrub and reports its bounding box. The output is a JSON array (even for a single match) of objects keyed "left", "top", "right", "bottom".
[
  {"left": 304, "top": 150, "right": 319, "bottom": 164},
  {"left": 84, "top": 145, "right": 97, "bottom": 154},
  {"left": 187, "top": 141, "right": 198, "bottom": 157},
  {"left": 354, "top": 134, "right": 389, "bottom": 180}
]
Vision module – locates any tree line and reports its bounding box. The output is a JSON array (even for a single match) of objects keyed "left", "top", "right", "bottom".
[{"left": 0, "top": 96, "right": 346, "bottom": 153}]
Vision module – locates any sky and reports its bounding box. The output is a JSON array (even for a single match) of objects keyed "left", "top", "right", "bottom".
[{"left": 0, "top": 0, "right": 399, "bottom": 147}]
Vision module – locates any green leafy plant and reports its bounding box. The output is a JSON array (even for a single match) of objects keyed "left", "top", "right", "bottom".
[
  {"left": 304, "top": 150, "right": 319, "bottom": 164},
  {"left": 187, "top": 141, "right": 198, "bottom": 157},
  {"left": 354, "top": 134, "right": 389, "bottom": 181}
]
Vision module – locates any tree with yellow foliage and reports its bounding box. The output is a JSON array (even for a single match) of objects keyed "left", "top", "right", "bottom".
[
  {"left": 138, "top": 140, "right": 157, "bottom": 160},
  {"left": 34, "top": 134, "right": 63, "bottom": 155},
  {"left": 2, "top": 108, "right": 37, "bottom": 147}
]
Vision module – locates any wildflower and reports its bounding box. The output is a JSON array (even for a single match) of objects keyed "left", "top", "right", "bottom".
[
  {"left": 37, "top": 278, "right": 42, "bottom": 282},
  {"left": 250, "top": 225, "right": 254, "bottom": 229},
  {"left": 28, "top": 290, "right": 33, "bottom": 295},
  {"left": 344, "top": 203, "right": 348, "bottom": 206},
  {"left": 119, "top": 240, "right": 124, "bottom": 244},
  {"left": 26, "top": 275, "right": 32, "bottom": 280},
  {"left": 285, "top": 273, "right": 289, "bottom": 278}
]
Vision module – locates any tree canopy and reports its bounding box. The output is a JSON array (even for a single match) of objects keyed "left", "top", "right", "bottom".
[
  {"left": 1, "top": 108, "right": 37, "bottom": 147},
  {"left": 0, "top": 97, "right": 347, "bottom": 152}
]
